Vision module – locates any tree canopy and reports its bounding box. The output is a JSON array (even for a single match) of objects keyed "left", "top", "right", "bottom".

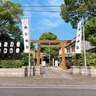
[
  {"left": 39, "top": 32, "right": 59, "bottom": 65},
  {"left": 85, "top": 17, "right": 96, "bottom": 46},
  {"left": 39, "top": 32, "right": 58, "bottom": 40},
  {"left": 60, "top": 0, "right": 96, "bottom": 28},
  {"left": 0, "top": 0, "right": 23, "bottom": 41},
  {"left": 60, "top": 0, "right": 96, "bottom": 45}
]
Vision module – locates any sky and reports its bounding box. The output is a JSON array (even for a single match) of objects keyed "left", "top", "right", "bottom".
[{"left": 12, "top": 0, "right": 77, "bottom": 40}]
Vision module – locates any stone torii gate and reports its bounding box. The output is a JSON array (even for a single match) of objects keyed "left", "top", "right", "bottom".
[{"left": 30, "top": 40, "right": 70, "bottom": 69}]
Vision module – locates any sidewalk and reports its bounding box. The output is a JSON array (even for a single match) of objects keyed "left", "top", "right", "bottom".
[{"left": 0, "top": 67, "right": 96, "bottom": 87}]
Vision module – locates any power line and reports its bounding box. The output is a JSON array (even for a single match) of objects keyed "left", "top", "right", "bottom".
[
  {"left": 22, "top": 5, "right": 61, "bottom": 13},
  {"left": 22, "top": 5, "right": 60, "bottom": 7},
  {"left": 23, "top": 10, "right": 60, "bottom": 13}
]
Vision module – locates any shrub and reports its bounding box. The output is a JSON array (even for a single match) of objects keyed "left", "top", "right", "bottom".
[
  {"left": 0, "top": 60, "right": 24, "bottom": 68},
  {"left": 70, "top": 52, "right": 96, "bottom": 66},
  {"left": 0, "top": 52, "right": 33, "bottom": 68},
  {"left": 21, "top": 52, "right": 33, "bottom": 66}
]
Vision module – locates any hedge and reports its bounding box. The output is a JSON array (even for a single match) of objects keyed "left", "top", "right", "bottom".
[
  {"left": 0, "top": 52, "right": 33, "bottom": 68},
  {"left": 70, "top": 52, "right": 96, "bottom": 66}
]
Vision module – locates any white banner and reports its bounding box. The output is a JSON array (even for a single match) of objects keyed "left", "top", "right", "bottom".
[
  {"left": 21, "top": 18, "right": 30, "bottom": 53},
  {"left": 75, "top": 20, "right": 84, "bottom": 53}
]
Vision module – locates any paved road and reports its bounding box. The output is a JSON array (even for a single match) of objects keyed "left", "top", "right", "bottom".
[{"left": 0, "top": 87, "right": 96, "bottom": 96}]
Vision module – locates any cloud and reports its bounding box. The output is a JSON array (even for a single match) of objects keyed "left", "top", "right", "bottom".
[
  {"left": 22, "top": 4, "right": 32, "bottom": 17},
  {"left": 47, "top": 0, "right": 63, "bottom": 5},
  {"left": 42, "top": 12, "right": 60, "bottom": 19},
  {"left": 27, "top": 0, "right": 64, "bottom": 32},
  {"left": 32, "top": 0, "right": 39, "bottom": 5},
  {"left": 37, "top": 0, "right": 64, "bottom": 30},
  {"left": 38, "top": 18, "right": 63, "bottom": 31},
  {"left": 41, "top": 0, "right": 63, "bottom": 19},
  {"left": 21, "top": 0, "right": 40, "bottom": 16}
]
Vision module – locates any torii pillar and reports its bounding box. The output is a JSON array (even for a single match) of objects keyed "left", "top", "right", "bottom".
[
  {"left": 61, "top": 42, "right": 66, "bottom": 69},
  {"left": 36, "top": 42, "right": 40, "bottom": 66}
]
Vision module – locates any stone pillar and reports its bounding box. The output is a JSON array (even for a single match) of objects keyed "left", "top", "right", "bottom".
[
  {"left": 61, "top": 42, "right": 66, "bottom": 69},
  {"left": 30, "top": 66, "right": 35, "bottom": 76},
  {"left": 36, "top": 42, "right": 40, "bottom": 66},
  {"left": 34, "top": 66, "right": 41, "bottom": 76},
  {"left": 52, "top": 58, "right": 54, "bottom": 66},
  {"left": 22, "top": 66, "right": 26, "bottom": 77}
]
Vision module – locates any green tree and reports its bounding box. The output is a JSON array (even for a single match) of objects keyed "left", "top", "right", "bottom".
[
  {"left": 60, "top": 0, "right": 96, "bottom": 28},
  {"left": 85, "top": 17, "right": 96, "bottom": 46},
  {"left": 39, "top": 32, "right": 58, "bottom": 40},
  {"left": 60, "top": 0, "right": 96, "bottom": 46},
  {"left": 0, "top": 0, "right": 23, "bottom": 41},
  {"left": 39, "top": 32, "right": 59, "bottom": 65}
]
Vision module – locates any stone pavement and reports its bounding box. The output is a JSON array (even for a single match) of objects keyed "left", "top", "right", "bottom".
[
  {"left": 41, "top": 67, "right": 73, "bottom": 80},
  {"left": 0, "top": 67, "right": 96, "bottom": 87}
]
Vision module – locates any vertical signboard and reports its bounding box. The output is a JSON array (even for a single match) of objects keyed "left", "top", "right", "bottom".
[
  {"left": 75, "top": 20, "right": 84, "bottom": 53},
  {"left": 21, "top": 18, "right": 30, "bottom": 53}
]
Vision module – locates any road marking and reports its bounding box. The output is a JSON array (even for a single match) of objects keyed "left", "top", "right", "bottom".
[{"left": 0, "top": 85, "right": 96, "bottom": 89}]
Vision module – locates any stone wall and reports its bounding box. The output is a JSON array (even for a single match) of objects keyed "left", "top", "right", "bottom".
[
  {"left": 71, "top": 66, "right": 96, "bottom": 77},
  {"left": 0, "top": 66, "right": 41, "bottom": 77},
  {"left": 0, "top": 67, "right": 25, "bottom": 77}
]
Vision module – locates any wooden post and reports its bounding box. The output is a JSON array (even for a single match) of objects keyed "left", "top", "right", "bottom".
[
  {"left": 36, "top": 42, "right": 40, "bottom": 66},
  {"left": 61, "top": 42, "right": 66, "bottom": 69}
]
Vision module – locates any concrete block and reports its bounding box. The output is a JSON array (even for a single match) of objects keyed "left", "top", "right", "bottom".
[
  {"left": 34, "top": 66, "right": 41, "bottom": 76},
  {"left": 72, "top": 66, "right": 80, "bottom": 75},
  {"left": 90, "top": 68, "right": 96, "bottom": 77}
]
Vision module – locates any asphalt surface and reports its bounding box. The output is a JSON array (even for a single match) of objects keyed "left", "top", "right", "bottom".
[{"left": 0, "top": 87, "right": 96, "bottom": 96}]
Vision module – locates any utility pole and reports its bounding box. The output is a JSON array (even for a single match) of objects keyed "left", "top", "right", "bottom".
[
  {"left": 82, "top": 18, "right": 87, "bottom": 76},
  {"left": 49, "top": 43, "right": 50, "bottom": 66}
]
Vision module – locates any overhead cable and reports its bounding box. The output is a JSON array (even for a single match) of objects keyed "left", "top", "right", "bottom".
[
  {"left": 22, "top": 5, "right": 60, "bottom": 7},
  {"left": 23, "top": 10, "right": 60, "bottom": 13}
]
